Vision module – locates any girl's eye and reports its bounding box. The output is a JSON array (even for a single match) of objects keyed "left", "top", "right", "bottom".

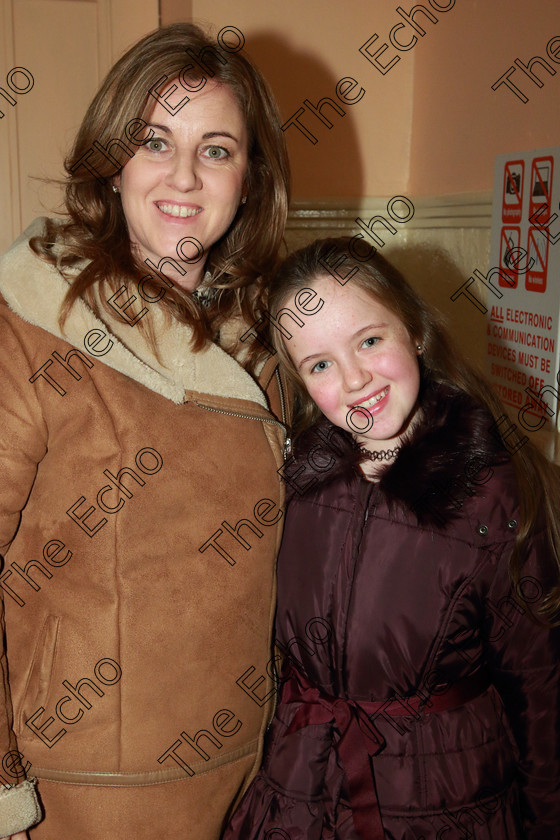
[
  {"left": 311, "top": 360, "right": 331, "bottom": 374},
  {"left": 202, "top": 145, "right": 230, "bottom": 160},
  {"left": 362, "top": 337, "right": 380, "bottom": 348}
]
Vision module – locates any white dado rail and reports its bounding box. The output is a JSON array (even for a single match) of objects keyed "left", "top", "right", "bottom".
[{"left": 284, "top": 192, "right": 494, "bottom": 250}]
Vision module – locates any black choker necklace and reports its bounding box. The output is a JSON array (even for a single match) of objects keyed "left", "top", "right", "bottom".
[{"left": 359, "top": 446, "right": 401, "bottom": 462}]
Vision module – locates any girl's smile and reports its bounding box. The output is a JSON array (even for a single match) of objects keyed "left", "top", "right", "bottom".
[{"left": 348, "top": 384, "right": 390, "bottom": 410}]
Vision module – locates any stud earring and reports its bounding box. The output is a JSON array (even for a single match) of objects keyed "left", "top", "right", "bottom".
[
  {"left": 417, "top": 345, "right": 422, "bottom": 352},
  {"left": 241, "top": 196, "right": 247, "bottom": 205},
  {"left": 112, "top": 185, "right": 119, "bottom": 194}
]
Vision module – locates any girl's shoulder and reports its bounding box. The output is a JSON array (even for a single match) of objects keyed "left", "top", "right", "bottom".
[
  {"left": 377, "top": 381, "right": 513, "bottom": 528},
  {"left": 284, "top": 382, "right": 516, "bottom": 531}
]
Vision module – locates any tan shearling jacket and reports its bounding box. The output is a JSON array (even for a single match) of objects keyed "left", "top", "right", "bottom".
[{"left": 0, "top": 219, "right": 287, "bottom": 839}]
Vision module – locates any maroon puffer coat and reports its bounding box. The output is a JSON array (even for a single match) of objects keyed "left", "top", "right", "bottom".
[{"left": 224, "top": 384, "right": 560, "bottom": 840}]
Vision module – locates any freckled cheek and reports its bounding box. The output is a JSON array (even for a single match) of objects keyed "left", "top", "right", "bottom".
[
  {"left": 305, "top": 380, "right": 342, "bottom": 416},
  {"left": 377, "top": 352, "right": 419, "bottom": 389}
]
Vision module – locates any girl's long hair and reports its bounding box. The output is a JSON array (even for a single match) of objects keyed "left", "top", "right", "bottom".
[
  {"left": 30, "top": 23, "right": 290, "bottom": 359},
  {"left": 267, "top": 237, "right": 560, "bottom": 622}
]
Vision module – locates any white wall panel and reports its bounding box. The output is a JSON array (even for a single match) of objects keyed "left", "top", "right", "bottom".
[{"left": 0, "top": 0, "right": 158, "bottom": 254}]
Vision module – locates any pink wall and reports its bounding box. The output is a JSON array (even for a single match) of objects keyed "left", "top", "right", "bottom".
[
  {"left": 163, "top": 0, "right": 560, "bottom": 200},
  {"left": 409, "top": 0, "right": 560, "bottom": 195},
  {"left": 182, "top": 0, "right": 415, "bottom": 199}
]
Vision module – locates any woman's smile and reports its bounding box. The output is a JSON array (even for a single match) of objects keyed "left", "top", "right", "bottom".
[
  {"left": 114, "top": 81, "right": 248, "bottom": 290},
  {"left": 155, "top": 202, "right": 203, "bottom": 219}
]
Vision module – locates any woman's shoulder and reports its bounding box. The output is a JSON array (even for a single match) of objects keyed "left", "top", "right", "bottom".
[
  {"left": 0, "top": 217, "right": 68, "bottom": 291},
  {"left": 0, "top": 218, "right": 75, "bottom": 335}
]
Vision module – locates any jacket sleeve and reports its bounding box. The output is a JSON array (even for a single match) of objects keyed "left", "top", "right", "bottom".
[
  {"left": 0, "top": 779, "right": 41, "bottom": 837},
  {"left": 484, "top": 529, "right": 560, "bottom": 839},
  {"left": 0, "top": 310, "right": 48, "bottom": 832}
]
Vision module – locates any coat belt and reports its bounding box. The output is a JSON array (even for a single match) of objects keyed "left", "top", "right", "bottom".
[{"left": 282, "top": 667, "right": 491, "bottom": 840}]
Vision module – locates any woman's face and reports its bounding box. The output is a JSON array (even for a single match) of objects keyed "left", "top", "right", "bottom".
[
  {"left": 114, "top": 80, "right": 249, "bottom": 290},
  {"left": 284, "top": 274, "right": 422, "bottom": 451}
]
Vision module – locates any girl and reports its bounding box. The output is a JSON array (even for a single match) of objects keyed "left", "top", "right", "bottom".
[{"left": 224, "top": 237, "right": 560, "bottom": 839}]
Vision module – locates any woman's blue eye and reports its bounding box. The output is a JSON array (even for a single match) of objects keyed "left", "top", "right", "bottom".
[
  {"left": 362, "top": 337, "right": 380, "bottom": 348},
  {"left": 203, "top": 145, "right": 229, "bottom": 160},
  {"left": 311, "top": 360, "right": 330, "bottom": 373}
]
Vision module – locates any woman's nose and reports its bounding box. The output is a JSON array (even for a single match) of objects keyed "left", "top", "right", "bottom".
[{"left": 165, "top": 151, "right": 202, "bottom": 192}]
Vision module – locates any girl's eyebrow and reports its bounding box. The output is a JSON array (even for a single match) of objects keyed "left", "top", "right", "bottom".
[
  {"left": 355, "top": 323, "right": 388, "bottom": 334},
  {"left": 298, "top": 352, "right": 325, "bottom": 369}
]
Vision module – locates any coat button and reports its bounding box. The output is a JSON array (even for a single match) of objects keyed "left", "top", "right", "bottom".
[
  {"left": 507, "top": 519, "right": 518, "bottom": 530},
  {"left": 477, "top": 524, "right": 489, "bottom": 536}
]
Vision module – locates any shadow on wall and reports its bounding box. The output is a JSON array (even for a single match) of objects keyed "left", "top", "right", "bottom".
[
  {"left": 385, "top": 242, "right": 489, "bottom": 373},
  {"left": 243, "top": 31, "right": 365, "bottom": 200},
  {"left": 385, "top": 241, "right": 541, "bottom": 403},
  {"left": 240, "top": 32, "right": 519, "bottom": 387}
]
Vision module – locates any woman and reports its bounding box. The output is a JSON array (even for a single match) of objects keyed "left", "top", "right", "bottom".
[{"left": 0, "top": 22, "right": 289, "bottom": 840}]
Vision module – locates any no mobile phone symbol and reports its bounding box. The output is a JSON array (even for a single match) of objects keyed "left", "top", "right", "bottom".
[{"left": 500, "top": 227, "right": 520, "bottom": 288}]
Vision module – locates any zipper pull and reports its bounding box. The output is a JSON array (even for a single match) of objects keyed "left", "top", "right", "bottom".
[{"left": 283, "top": 436, "right": 292, "bottom": 460}]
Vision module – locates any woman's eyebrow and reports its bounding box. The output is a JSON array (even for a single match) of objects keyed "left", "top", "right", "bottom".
[
  {"left": 144, "top": 126, "right": 239, "bottom": 142},
  {"left": 202, "top": 131, "right": 239, "bottom": 142},
  {"left": 146, "top": 123, "right": 172, "bottom": 134}
]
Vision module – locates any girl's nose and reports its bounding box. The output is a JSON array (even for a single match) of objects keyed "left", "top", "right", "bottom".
[{"left": 341, "top": 360, "right": 372, "bottom": 393}]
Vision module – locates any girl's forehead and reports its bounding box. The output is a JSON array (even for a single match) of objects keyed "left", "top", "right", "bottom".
[{"left": 294, "top": 273, "right": 394, "bottom": 318}]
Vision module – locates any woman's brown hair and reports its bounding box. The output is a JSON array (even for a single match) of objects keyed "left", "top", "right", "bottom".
[
  {"left": 31, "top": 23, "right": 290, "bottom": 355},
  {"left": 268, "top": 236, "right": 560, "bottom": 621}
]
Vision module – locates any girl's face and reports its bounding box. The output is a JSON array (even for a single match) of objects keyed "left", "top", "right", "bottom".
[
  {"left": 284, "top": 274, "right": 422, "bottom": 451},
  {"left": 114, "top": 80, "right": 248, "bottom": 291}
]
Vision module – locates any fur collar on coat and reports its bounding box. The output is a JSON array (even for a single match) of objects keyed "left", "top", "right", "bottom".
[
  {"left": 0, "top": 218, "right": 270, "bottom": 407},
  {"left": 289, "top": 382, "right": 511, "bottom": 528}
]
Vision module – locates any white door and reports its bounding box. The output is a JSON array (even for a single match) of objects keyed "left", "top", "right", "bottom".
[{"left": 0, "top": 0, "right": 159, "bottom": 254}]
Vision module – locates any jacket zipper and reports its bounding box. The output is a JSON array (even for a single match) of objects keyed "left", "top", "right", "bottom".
[
  {"left": 357, "top": 481, "right": 375, "bottom": 549},
  {"left": 194, "top": 367, "right": 290, "bottom": 457},
  {"left": 275, "top": 368, "right": 292, "bottom": 458},
  {"left": 338, "top": 480, "right": 375, "bottom": 695},
  {"left": 196, "top": 401, "right": 289, "bottom": 458}
]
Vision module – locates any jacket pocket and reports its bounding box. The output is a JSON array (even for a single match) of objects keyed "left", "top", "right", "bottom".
[{"left": 18, "top": 614, "right": 61, "bottom": 738}]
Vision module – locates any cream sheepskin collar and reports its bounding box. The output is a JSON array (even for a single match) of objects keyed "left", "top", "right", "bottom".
[{"left": 0, "top": 218, "right": 268, "bottom": 408}]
